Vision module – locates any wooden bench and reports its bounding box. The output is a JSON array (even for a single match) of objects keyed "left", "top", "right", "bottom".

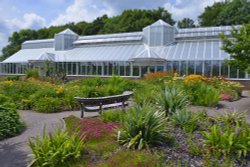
[{"left": 74, "top": 91, "right": 133, "bottom": 118}]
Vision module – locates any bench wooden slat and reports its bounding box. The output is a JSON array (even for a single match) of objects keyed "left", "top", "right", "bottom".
[{"left": 74, "top": 91, "right": 133, "bottom": 118}]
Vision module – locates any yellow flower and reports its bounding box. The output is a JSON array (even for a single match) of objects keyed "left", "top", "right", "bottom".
[
  {"left": 184, "top": 74, "right": 207, "bottom": 84},
  {"left": 56, "top": 86, "right": 64, "bottom": 94},
  {"left": 3, "top": 80, "right": 14, "bottom": 86}
]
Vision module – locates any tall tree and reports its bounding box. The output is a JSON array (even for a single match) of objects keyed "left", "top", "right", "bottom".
[
  {"left": 199, "top": 0, "right": 250, "bottom": 27},
  {"left": 221, "top": 24, "right": 250, "bottom": 72},
  {"left": 177, "top": 18, "right": 196, "bottom": 28}
]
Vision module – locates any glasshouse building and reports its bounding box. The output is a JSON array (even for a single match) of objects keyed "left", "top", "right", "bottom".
[{"left": 0, "top": 19, "right": 248, "bottom": 79}]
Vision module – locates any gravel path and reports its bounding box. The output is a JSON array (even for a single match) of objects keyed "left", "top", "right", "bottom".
[{"left": 0, "top": 110, "right": 98, "bottom": 167}]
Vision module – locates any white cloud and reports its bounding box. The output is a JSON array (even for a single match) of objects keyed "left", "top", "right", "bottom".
[
  {"left": 51, "top": 0, "right": 115, "bottom": 25},
  {"left": 164, "top": 0, "right": 224, "bottom": 22},
  {"left": 6, "top": 13, "right": 46, "bottom": 30}
]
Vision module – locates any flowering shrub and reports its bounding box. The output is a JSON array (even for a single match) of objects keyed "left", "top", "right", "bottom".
[
  {"left": 78, "top": 118, "right": 118, "bottom": 141},
  {"left": 144, "top": 71, "right": 177, "bottom": 82},
  {"left": 184, "top": 74, "right": 207, "bottom": 84},
  {"left": 220, "top": 93, "right": 233, "bottom": 101}
]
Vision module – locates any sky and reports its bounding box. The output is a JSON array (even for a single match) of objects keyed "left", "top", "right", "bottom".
[{"left": 0, "top": 0, "right": 223, "bottom": 53}]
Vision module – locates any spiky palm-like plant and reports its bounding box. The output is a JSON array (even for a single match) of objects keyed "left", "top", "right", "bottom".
[
  {"left": 118, "top": 104, "right": 169, "bottom": 150},
  {"left": 157, "top": 86, "right": 189, "bottom": 117}
]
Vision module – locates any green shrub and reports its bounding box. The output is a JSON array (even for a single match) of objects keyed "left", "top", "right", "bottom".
[
  {"left": 0, "top": 106, "right": 23, "bottom": 139},
  {"left": 185, "top": 82, "right": 220, "bottom": 107},
  {"left": 170, "top": 109, "right": 205, "bottom": 132},
  {"left": 5, "top": 75, "right": 20, "bottom": 81},
  {"left": 203, "top": 123, "right": 250, "bottom": 158},
  {"left": 157, "top": 85, "right": 189, "bottom": 117},
  {"left": 101, "top": 109, "right": 126, "bottom": 123},
  {"left": 118, "top": 104, "right": 169, "bottom": 149},
  {"left": 133, "top": 82, "right": 160, "bottom": 105},
  {"left": 26, "top": 69, "right": 39, "bottom": 79},
  {"left": 215, "top": 111, "right": 246, "bottom": 126},
  {"left": 33, "top": 97, "right": 62, "bottom": 113},
  {"left": 29, "top": 128, "right": 85, "bottom": 167},
  {"left": 96, "top": 150, "right": 164, "bottom": 167}
]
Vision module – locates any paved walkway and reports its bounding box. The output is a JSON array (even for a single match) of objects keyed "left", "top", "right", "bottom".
[
  {"left": 191, "top": 91, "right": 250, "bottom": 123},
  {"left": 0, "top": 110, "right": 98, "bottom": 167}
]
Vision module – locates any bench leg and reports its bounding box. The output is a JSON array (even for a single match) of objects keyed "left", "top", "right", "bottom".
[
  {"left": 80, "top": 103, "right": 84, "bottom": 118},
  {"left": 99, "top": 103, "right": 103, "bottom": 115},
  {"left": 122, "top": 101, "right": 125, "bottom": 111}
]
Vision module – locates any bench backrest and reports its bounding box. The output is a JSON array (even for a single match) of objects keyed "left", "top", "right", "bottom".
[{"left": 74, "top": 92, "right": 133, "bottom": 106}]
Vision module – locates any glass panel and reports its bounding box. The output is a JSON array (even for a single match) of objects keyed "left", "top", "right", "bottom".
[
  {"left": 113, "top": 62, "right": 119, "bottom": 75},
  {"left": 104, "top": 62, "right": 108, "bottom": 76},
  {"left": 212, "top": 61, "right": 220, "bottom": 76},
  {"left": 180, "top": 61, "right": 187, "bottom": 76},
  {"left": 92, "top": 63, "right": 97, "bottom": 75},
  {"left": 149, "top": 66, "right": 155, "bottom": 73},
  {"left": 189, "top": 42, "right": 197, "bottom": 60},
  {"left": 187, "top": 61, "right": 195, "bottom": 75},
  {"left": 72, "top": 63, "right": 77, "bottom": 75},
  {"left": 221, "top": 61, "right": 228, "bottom": 78},
  {"left": 239, "top": 69, "right": 245, "bottom": 78},
  {"left": 97, "top": 63, "right": 102, "bottom": 75},
  {"left": 230, "top": 66, "right": 237, "bottom": 78},
  {"left": 173, "top": 61, "right": 179, "bottom": 73},
  {"left": 108, "top": 63, "right": 113, "bottom": 75},
  {"left": 204, "top": 61, "right": 212, "bottom": 77},
  {"left": 141, "top": 66, "right": 148, "bottom": 77},
  {"left": 67, "top": 62, "right": 72, "bottom": 75},
  {"left": 125, "top": 64, "right": 130, "bottom": 76},
  {"left": 156, "top": 66, "right": 163, "bottom": 72},
  {"left": 133, "top": 66, "right": 139, "bottom": 76},
  {"left": 80, "top": 62, "right": 86, "bottom": 75},
  {"left": 87, "top": 62, "right": 92, "bottom": 75},
  {"left": 120, "top": 63, "right": 125, "bottom": 76},
  {"left": 166, "top": 61, "right": 172, "bottom": 71},
  {"left": 195, "top": 61, "right": 203, "bottom": 75}
]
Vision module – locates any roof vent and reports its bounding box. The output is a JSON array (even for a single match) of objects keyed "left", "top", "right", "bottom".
[
  {"left": 54, "top": 28, "right": 78, "bottom": 51},
  {"left": 143, "top": 19, "right": 176, "bottom": 46}
]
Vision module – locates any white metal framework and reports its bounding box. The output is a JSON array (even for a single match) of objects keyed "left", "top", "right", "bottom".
[{"left": 0, "top": 20, "right": 247, "bottom": 79}]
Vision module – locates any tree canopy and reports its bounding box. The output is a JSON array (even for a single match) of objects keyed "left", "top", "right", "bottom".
[
  {"left": 221, "top": 24, "right": 250, "bottom": 72},
  {"left": 177, "top": 18, "right": 195, "bottom": 28},
  {"left": 199, "top": 0, "right": 250, "bottom": 27},
  {"left": 0, "top": 8, "right": 175, "bottom": 61}
]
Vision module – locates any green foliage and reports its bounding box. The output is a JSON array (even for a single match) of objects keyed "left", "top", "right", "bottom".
[
  {"left": 28, "top": 128, "right": 85, "bottom": 167},
  {"left": 64, "top": 115, "right": 81, "bottom": 135},
  {"left": 133, "top": 81, "right": 160, "bottom": 105},
  {"left": 185, "top": 82, "right": 220, "bottom": 107},
  {"left": 96, "top": 150, "right": 165, "bottom": 167},
  {"left": 170, "top": 109, "right": 205, "bottom": 133},
  {"left": 26, "top": 69, "right": 39, "bottom": 79},
  {"left": 203, "top": 123, "right": 250, "bottom": 158},
  {"left": 85, "top": 137, "right": 119, "bottom": 158},
  {"left": 199, "top": 0, "right": 250, "bottom": 27},
  {"left": 215, "top": 111, "right": 246, "bottom": 126},
  {"left": 101, "top": 109, "right": 126, "bottom": 123},
  {"left": 0, "top": 93, "right": 15, "bottom": 108},
  {"left": 5, "top": 75, "right": 20, "bottom": 81},
  {"left": 157, "top": 85, "right": 189, "bottom": 117},
  {"left": 177, "top": 18, "right": 196, "bottom": 28},
  {"left": 33, "top": 97, "right": 62, "bottom": 113},
  {"left": 0, "top": 106, "right": 23, "bottom": 139},
  {"left": 221, "top": 23, "right": 250, "bottom": 71},
  {"left": 118, "top": 104, "right": 169, "bottom": 150}
]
